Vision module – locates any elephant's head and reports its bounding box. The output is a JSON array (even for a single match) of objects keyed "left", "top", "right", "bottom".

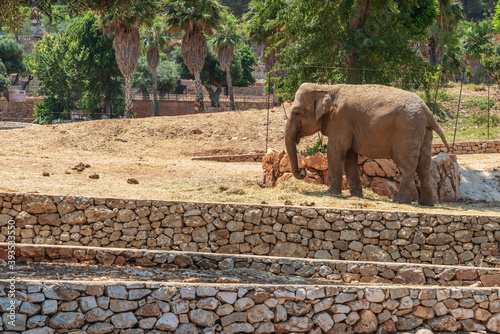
[{"left": 285, "top": 83, "right": 335, "bottom": 180}]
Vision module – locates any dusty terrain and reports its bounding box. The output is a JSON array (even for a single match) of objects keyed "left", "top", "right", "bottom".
[{"left": 0, "top": 107, "right": 499, "bottom": 214}]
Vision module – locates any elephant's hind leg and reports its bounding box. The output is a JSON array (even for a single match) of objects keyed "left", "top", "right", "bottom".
[
  {"left": 416, "top": 129, "right": 434, "bottom": 206},
  {"left": 393, "top": 150, "right": 419, "bottom": 204},
  {"left": 345, "top": 149, "right": 363, "bottom": 197}
]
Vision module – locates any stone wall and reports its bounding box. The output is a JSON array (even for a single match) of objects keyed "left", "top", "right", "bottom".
[
  {"left": 5, "top": 244, "right": 500, "bottom": 287},
  {"left": 432, "top": 140, "right": 500, "bottom": 154},
  {"left": 0, "top": 98, "right": 42, "bottom": 121},
  {"left": 1, "top": 193, "right": 499, "bottom": 267},
  {"left": 3, "top": 280, "right": 500, "bottom": 333},
  {"left": 133, "top": 100, "right": 198, "bottom": 118},
  {"left": 262, "top": 152, "right": 461, "bottom": 202}
]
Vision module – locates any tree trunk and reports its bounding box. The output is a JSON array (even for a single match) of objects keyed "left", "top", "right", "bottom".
[
  {"left": 194, "top": 72, "right": 204, "bottom": 112},
  {"left": 124, "top": 76, "right": 133, "bottom": 118},
  {"left": 147, "top": 44, "right": 160, "bottom": 116},
  {"left": 204, "top": 84, "right": 222, "bottom": 108},
  {"left": 346, "top": 0, "right": 371, "bottom": 85},
  {"left": 226, "top": 70, "right": 235, "bottom": 110},
  {"left": 113, "top": 24, "right": 140, "bottom": 118},
  {"left": 152, "top": 70, "right": 159, "bottom": 116},
  {"left": 347, "top": 52, "right": 359, "bottom": 84}
]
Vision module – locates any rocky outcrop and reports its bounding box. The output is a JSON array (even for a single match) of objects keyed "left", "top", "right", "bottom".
[{"left": 262, "top": 152, "right": 461, "bottom": 202}]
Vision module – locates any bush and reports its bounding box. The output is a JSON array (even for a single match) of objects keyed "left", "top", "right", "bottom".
[
  {"left": 471, "top": 112, "right": 500, "bottom": 127},
  {"left": 465, "top": 96, "right": 495, "bottom": 110},
  {"left": 34, "top": 98, "right": 67, "bottom": 124},
  {"left": 301, "top": 139, "right": 327, "bottom": 156}
]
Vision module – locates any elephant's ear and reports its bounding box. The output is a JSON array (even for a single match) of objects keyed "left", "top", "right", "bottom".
[{"left": 314, "top": 93, "right": 334, "bottom": 121}]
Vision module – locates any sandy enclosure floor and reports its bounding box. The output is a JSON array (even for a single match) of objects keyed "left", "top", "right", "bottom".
[{"left": 0, "top": 109, "right": 499, "bottom": 215}]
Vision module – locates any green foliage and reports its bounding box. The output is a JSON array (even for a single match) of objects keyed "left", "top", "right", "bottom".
[
  {"left": 437, "top": 90, "right": 456, "bottom": 101},
  {"left": 157, "top": 60, "right": 182, "bottom": 98},
  {"left": 0, "top": 36, "right": 26, "bottom": 75},
  {"left": 132, "top": 57, "right": 181, "bottom": 98},
  {"left": 301, "top": 138, "right": 327, "bottom": 156},
  {"left": 247, "top": 0, "right": 439, "bottom": 100},
  {"left": 222, "top": 0, "right": 251, "bottom": 18},
  {"left": 66, "top": 13, "right": 124, "bottom": 116},
  {"left": 0, "top": 61, "right": 10, "bottom": 92},
  {"left": 66, "top": 0, "right": 158, "bottom": 28},
  {"left": 234, "top": 43, "right": 257, "bottom": 86},
  {"left": 481, "top": 42, "right": 500, "bottom": 87},
  {"left": 494, "top": 0, "right": 500, "bottom": 31},
  {"left": 213, "top": 12, "right": 242, "bottom": 51},
  {"left": 173, "top": 45, "right": 243, "bottom": 86},
  {"left": 0, "top": 0, "right": 57, "bottom": 32},
  {"left": 28, "top": 13, "right": 125, "bottom": 119},
  {"left": 28, "top": 33, "right": 82, "bottom": 112},
  {"left": 471, "top": 112, "right": 500, "bottom": 126},
  {"left": 34, "top": 97, "right": 66, "bottom": 124},
  {"left": 465, "top": 95, "right": 496, "bottom": 110},
  {"left": 42, "top": 5, "right": 71, "bottom": 33},
  {"left": 463, "top": 20, "right": 495, "bottom": 60},
  {"left": 462, "top": 0, "right": 498, "bottom": 21},
  {"left": 166, "top": 0, "right": 223, "bottom": 34}
]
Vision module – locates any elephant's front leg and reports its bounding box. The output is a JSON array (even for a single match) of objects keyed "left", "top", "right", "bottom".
[
  {"left": 326, "top": 138, "right": 345, "bottom": 195},
  {"left": 345, "top": 149, "right": 363, "bottom": 198}
]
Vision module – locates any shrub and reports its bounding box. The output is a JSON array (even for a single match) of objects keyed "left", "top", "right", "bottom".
[
  {"left": 301, "top": 139, "right": 327, "bottom": 156},
  {"left": 34, "top": 98, "right": 67, "bottom": 124},
  {"left": 471, "top": 112, "right": 500, "bottom": 127},
  {"left": 464, "top": 96, "right": 495, "bottom": 110}
]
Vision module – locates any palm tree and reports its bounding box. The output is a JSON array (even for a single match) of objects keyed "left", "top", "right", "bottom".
[
  {"left": 213, "top": 12, "right": 241, "bottom": 110},
  {"left": 141, "top": 15, "right": 171, "bottom": 116},
  {"left": 67, "top": 0, "right": 158, "bottom": 117},
  {"left": 166, "top": 0, "right": 223, "bottom": 113},
  {"left": 427, "top": 0, "right": 464, "bottom": 67}
]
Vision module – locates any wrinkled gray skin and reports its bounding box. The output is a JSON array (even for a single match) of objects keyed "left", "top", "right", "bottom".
[{"left": 285, "top": 83, "right": 450, "bottom": 206}]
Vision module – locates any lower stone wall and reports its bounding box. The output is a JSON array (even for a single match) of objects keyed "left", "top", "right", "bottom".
[
  {"left": 1, "top": 193, "right": 499, "bottom": 267},
  {"left": 433, "top": 140, "right": 500, "bottom": 154},
  {"left": 5, "top": 244, "right": 500, "bottom": 288},
  {"left": 3, "top": 281, "right": 500, "bottom": 333}
]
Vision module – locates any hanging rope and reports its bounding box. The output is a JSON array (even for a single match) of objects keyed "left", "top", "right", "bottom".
[
  {"left": 452, "top": 68, "right": 466, "bottom": 153},
  {"left": 266, "top": 74, "right": 271, "bottom": 153},
  {"left": 487, "top": 83, "right": 491, "bottom": 140}
]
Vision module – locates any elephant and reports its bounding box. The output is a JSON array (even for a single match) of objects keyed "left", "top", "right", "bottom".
[{"left": 285, "top": 83, "right": 450, "bottom": 206}]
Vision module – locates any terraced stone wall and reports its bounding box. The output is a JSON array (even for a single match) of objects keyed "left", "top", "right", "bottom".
[
  {"left": 1, "top": 193, "right": 499, "bottom": 267},
  {"left": 3, "top": 281, "right": 500, "bottom": 333},
  {"left": 5, "top": 244, "right": 500, "bottom": 287}
]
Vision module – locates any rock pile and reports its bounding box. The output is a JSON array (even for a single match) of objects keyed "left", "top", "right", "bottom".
[
  {"left": 3, "top": 282, "right": 500, "bottom": 333},
  {"left": 262, "top": 152, "right": 461, "bottom": 202}
]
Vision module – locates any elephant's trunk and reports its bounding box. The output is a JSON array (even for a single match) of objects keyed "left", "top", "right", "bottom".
[{"left": 285, "top": 124, "right": 306, "bottom": 180}]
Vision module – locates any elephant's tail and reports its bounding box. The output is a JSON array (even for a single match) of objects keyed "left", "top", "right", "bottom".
[{"left": 426, "top": 110, "right": 451, "bottom": 152}]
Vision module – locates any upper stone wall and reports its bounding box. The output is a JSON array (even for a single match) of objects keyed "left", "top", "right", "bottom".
[{"left": 1, "top": 193, "right": 499, "bottom": 267}]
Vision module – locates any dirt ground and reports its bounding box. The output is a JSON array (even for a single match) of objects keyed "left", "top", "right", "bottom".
[{"left": 0, "top": 107, "right": 499, "bottom": 214}]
